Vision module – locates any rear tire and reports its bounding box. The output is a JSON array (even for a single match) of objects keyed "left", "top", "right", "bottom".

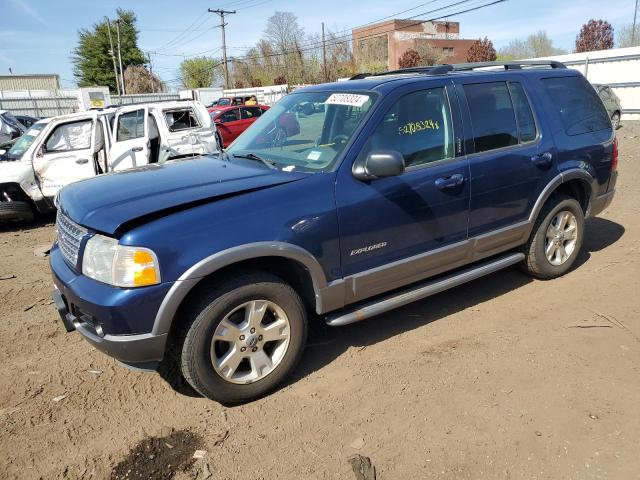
[
  {"left": 521, "top": 195, "right": 584, "bottom": 279},
  {"left": 178, "top": 271, "right": 307, "bottom": 404}
]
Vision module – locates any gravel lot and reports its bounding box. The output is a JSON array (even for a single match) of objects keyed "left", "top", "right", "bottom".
[{"left": 1, "top": 123, "right": 639, "bottom": 480}]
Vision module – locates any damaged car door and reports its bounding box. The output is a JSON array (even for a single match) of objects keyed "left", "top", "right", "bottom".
[{"left": 31, "top": 118, "right": 98, "bottom": 200}]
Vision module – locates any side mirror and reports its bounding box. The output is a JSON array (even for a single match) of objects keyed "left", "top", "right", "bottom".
[
  {"left": 353, "top": 150, "right": 405, "bottom": 181},
  {"left": 214, "top": 118, "right": 222, "bottom": 124},
  {"left": 36, "top": 144, "right": 45, "bottom": 157}
]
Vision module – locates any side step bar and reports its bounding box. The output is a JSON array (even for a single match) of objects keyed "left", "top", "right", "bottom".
[{"left": 325, "top": 252, "right": 525, "bottom": 327}]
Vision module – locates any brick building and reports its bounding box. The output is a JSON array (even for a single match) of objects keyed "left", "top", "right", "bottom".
[{"left": 352, "top": 20, "right": 476, "bottom": 70}]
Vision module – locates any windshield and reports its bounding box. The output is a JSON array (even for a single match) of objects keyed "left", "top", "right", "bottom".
[
  {"left": 227, "top": 91, "right": 376, "bottom": 172},
  {"left": 6, "top": 122, "right": 46, "bottom": 160}
]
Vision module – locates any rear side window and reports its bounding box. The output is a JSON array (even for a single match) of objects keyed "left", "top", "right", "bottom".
[
  {"left": 362, "top": 87, "right": 454, "bottom": 168},
  {"left": 542, "top": 76, "right": 611, "bottom": 136},
  {"left": 464, "top": 82, "right": 518, "bottom": 153},
  {"left": 117, "top": 109, "right": 145, "bottom": 141},
  {"left": 508, "top": 82, "right": 537, "bottom": 142},
  {"left": 164, "top": 108, "right": 200, "bottom": 132}
]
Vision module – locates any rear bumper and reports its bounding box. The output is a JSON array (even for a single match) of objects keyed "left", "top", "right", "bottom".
[
  {"left": 590, "top": 189, "right": 615, "bottom": 217},
  {"left": 50, "top": 243, "right": 173, "bottom": 367}
]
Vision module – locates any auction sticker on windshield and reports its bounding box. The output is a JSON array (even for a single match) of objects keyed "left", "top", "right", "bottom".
[{"left": 325, "top": 93, "right": 369, "bottom": 107}]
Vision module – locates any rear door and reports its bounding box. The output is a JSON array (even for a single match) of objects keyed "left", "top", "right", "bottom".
[
  {"left": 32, "top": 117, "right": 97, "bottom": 199},
  {"left": 455, "top": 77, "right": 557, "bottom": 237},
  {"left": 110, "top": 106, "right": 149, "bottom": 170}
]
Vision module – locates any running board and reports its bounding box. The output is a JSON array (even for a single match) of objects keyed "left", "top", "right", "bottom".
[{"left": 325, "top": 252, "right": 525, "bottom": 327}]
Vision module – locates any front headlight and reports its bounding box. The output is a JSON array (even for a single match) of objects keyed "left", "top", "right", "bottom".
[{"left": 82, "top": 234, "right": 161, "bottom": 287}]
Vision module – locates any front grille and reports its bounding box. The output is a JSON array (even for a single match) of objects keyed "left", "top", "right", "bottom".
[{"left": 56, "top": 212, "right": 87, "bottom": 268}]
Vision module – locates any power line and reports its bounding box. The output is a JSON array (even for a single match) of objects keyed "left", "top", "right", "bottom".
[{"left": 158, "top": 0, "right": 508, "bottom": 84}]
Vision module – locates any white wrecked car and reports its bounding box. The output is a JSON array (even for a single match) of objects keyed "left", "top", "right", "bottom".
[{"left": 0, "top": 100, "right": 218, "bottom": 222}]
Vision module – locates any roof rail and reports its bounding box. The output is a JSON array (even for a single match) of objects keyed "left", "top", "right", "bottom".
[{"left": 348, "top": 60, "right": 566, "bottom": 80}]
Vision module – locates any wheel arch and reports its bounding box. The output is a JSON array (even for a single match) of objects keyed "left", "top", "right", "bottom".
[
  {"left": 529, "top": 170, "right": 595, "bottom": 224},
  {"left": 152, "top": 242, "right": 328, "bottom": 337}
]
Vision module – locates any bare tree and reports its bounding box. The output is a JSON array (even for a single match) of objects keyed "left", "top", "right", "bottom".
[
  {"left": 575, "top": 19, "right": 614, "bottom": 53},
  {"left": 498, "top": 31, "right": 566, "bottom": 59},
  {"left": 123, "top": 65, "right": 165, "bottom": 93},
  {"left": 467, "top": 37, "right": 497, "bottom": 62},
  {"left": 616, "top": 23, "right": 640, "bottom": 47},
  {"left": 356, "top": 36, "right": 387, "bottom": 73},
  {"left": 415, "top": 40, "right": 445, "bottom": 66}
]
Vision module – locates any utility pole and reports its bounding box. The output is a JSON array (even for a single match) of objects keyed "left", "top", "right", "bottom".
[
  {"left": 322, "top": 22, "right": 327, "bottom": 82},
  {"left": 633, "top": 0, "right": 639, "bottom": 45},
  {"left": 208, "top": 8, "right": 236, "bottom": 89},
  {"left": 147, "top": 52, "right": 156, "bottom": 94},
  {"left": 105, "top": 17, "right": 120, "bottom": 95},
  {"left": 116, "top": 19, "right": 126, "bottom": 95}
]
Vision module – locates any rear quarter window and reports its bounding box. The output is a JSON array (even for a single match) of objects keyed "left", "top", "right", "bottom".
[{"left": 542, "top": 76, "right": 611, "bottom": 136}]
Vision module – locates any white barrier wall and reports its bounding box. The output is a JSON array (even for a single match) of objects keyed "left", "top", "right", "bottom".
[{"left": 533, "top": 47, "right": 640, "bottom": 121}]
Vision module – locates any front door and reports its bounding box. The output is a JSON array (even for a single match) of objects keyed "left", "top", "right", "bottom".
[
  {"left": 110, "top": 106, "right": 149, "bottom": 171},
  {"left": 335, "top": 82, "right": 470, "bottom": 303},
  {"left": 32, "top": 117, "right": 97, "bottom": 199},
  {"left": 215, "top": 108, "right": 243, "bottom": 147}
]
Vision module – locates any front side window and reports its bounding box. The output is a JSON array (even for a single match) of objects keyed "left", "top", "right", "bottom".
[
  {"left": 164, "top": 108, "right": 200, "bottom": 132},
  {"left": 228, "top": 91, "right": 376, "bottom": 172},
  {"left": 360, "top": 87, "right": 454, "bottom": 168},
  {"left": 241, "top": 107, "right": 262, "bottom": 119},
  {"left": 45, "top": 120, "right": 92, "bottom": 152},
  {"left": 542, "top": 76, "right": 611, "bottom": 136},
  {"left": 117, "top": 109, "right": 145, "bottom": 141},
  {"left": 464, "top": 82, "right": 518, "bottom": 153}
]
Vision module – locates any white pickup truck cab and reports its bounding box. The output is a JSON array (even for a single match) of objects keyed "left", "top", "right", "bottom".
[{"left": 0, "top": 100, "right": 217, "bottom": 222}]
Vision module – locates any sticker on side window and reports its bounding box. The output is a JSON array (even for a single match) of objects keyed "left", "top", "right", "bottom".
[{"left": 325, "top": 93, "right": 369, "bottom": 107}]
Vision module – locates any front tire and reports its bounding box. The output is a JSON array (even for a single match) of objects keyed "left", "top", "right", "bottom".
[
  {"left": 522, "top": 195, "right": 584, "bottom": 279},
  {"left": 178, "top": 272, "right": 307, "bottom": 404}
]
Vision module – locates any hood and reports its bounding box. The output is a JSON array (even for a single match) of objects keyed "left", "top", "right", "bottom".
[
  {"left": 0, "top": 158, "right": 31, "bottom": 184},
  {"left": 59, "top": 156, "right": 307, "bottom": 235}
]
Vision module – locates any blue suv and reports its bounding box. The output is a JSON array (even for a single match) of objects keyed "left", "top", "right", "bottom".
[{"left": 51, "top": 61, "right": 618, "bottom": 403}]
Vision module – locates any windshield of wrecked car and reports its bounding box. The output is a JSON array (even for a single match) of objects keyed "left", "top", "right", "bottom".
[
  {"left": 6, "top": 123, "right": 46, "bottom": 160},
  {"left": 227, "top": 91, "right": 376, "bottom": 172}
]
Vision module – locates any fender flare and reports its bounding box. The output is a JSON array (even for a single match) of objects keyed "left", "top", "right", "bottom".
[
  {"left": 528, "top": 169, "right": 596, "bottom": 224},
  {"left": 151, "top": 242, "right": 328, "bottom": 335}
]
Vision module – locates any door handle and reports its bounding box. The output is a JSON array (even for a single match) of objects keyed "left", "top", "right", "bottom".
[
  {"left": 131, "top": 146, "right": 143, "bottom": 152},
  {"left": 75, "top": 158, "right": 88, "bottom": 165},
  {"left": 435, "top": 174, "right": 465, "bottom": 190},
  {"left": 531, "top": 152, "right": 553, "bottom": 168}
]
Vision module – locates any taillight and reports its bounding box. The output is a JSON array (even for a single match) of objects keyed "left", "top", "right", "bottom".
[{"left": 611, "top": 136, "right": 618, "bottom": 172}]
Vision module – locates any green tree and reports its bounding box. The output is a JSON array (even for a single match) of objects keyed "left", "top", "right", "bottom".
[
  {"left": 72, "top": 9, "right": 146, "bottom": 92},
  {"left": 179, "top": 57, "right": 219, "bottom": 89}
]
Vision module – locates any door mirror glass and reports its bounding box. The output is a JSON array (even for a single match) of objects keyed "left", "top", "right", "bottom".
[{"left": 354, "top": 149, "right": 405, "bottom": 180}]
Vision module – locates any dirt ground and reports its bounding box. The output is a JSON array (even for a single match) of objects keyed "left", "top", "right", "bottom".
[{"left": 1, "top": 123, "right": 639, "bottom": 480}]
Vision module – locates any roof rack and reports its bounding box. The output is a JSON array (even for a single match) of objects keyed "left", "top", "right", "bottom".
[{"left": 349, "top": 60, "right": 566, "bottom": 80}]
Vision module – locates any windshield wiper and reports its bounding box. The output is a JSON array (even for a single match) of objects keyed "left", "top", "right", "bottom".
[{"left": 232, "top": 152, "right": 276, "bottom": 169}]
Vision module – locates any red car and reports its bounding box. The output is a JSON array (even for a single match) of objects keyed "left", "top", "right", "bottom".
[
  {"left": 210, "top": 105, "right": 300, "bottom": 148},
  {"left": 210, "top": 105, "right": 269, "bottom": 148}
]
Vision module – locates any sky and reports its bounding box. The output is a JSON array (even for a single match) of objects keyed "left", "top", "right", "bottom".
[{"left": 1, "top": 0, "right": 637, "bottom": 89}]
